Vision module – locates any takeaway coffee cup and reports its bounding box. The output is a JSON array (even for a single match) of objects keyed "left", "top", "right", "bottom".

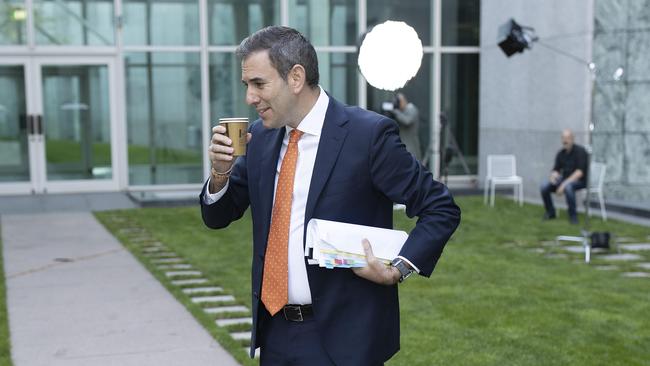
[{"left": 219, "top": 117, "right": 249, "bottom": 156}]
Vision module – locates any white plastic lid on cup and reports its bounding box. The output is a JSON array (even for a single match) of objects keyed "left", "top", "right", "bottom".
[{"left": 219, "top": 117, "right": 249, "bottom": 123}]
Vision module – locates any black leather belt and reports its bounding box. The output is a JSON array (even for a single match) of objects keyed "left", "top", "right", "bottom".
[{"left": 282, "top": 304, "right": 313, "bottom": 322}]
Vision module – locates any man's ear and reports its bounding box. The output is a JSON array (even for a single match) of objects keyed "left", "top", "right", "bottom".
[{"left": 288, "top": 64, "right": 306, "bottom": 94}]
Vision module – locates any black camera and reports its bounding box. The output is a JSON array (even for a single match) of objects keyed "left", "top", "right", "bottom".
[{"left": 380, "top": 95, "right": 400, "bottom": 117}]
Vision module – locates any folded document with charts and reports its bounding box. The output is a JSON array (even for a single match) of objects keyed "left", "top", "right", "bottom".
[{"left": 305, "top": 219, "right": 409, "bottom": 269}]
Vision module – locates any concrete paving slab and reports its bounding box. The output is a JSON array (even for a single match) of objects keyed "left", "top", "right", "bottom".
[
  {"left": 143, "top": 247, "right": 165, "bottom": 252},
  {"left": 619, "top": 243, "right": 650, "bottom": 251},
  {"left": 1, "top": 212, "right": 239, "bottom": 366},
  {"left": 118, "top": 228, "right": 147, "bottom": 235},
  {"left": 171, "top": 278, "right": 209, "bottom": 286},
  {"left": 594, "top": 265, "right": 619, "bottom": 271},
  {"left": 636, "top": 263, "right": 650, "bottom": 270},
  {"left": 191, "top": 295, "right": 235, "bottom": 303},
  {"left": 204, "top": 306, "right": 249, "bottom": 314},
  {"left": 129, "top": 237, "right": 153, "bottom": 242},
  {"left": 147, "top": 252, "right": 178, "bottom": 257},
  {"left": 183, "top": 287, "right": 223, "bottom": 295},
  {"left": 621, "top": 272, "right": 650, "bottom": 278},
  {"left": 158, "top": 264, "right": 193, "bottom": 270},
  {"left": 141, "top": 241, "right": 164, "bottom": 247},
  {"left": 616, "top": 237, "right": 637, "bottom": 243},
  {"left": 104, "top": 216, "right": 126, "bottom": 221},
  {"left": 152, "top": 258, "right": 184, "bottom": 264},
  {"left": 216, "top": 318, "right": 253, "bottom": 327},
  {"left": 598, "top": 253, "right": 643, "bottom": 261},
  {"left": 230, "top": 332, "right": 252, "bottom": 341},
  {"left": 165, "top": 270, "right": 202, "bottom": 277},
  {"left": 561, "top": 245, "right": 607, "bottom": 254},
  {"left": 561, "top": 245, "right": 586, "bottom": 254}
]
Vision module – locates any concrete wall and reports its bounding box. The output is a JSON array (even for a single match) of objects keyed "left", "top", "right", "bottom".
[{"left": 479, "top": 0, "right": 594, "bottom": 199}]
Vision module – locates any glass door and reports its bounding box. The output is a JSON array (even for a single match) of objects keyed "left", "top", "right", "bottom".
[
  {"left": 0, "top": 58, "right": 35, "bottom": 194},
  {"left": 0, "top": 57, "right": 119, "bottom": 194},
  {"left": 34, "top": 57, "right": 119, "bottom": 193}
]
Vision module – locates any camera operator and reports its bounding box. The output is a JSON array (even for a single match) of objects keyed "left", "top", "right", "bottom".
[{"left": 382, "top": 93, "right": 422, "bottom": 160}]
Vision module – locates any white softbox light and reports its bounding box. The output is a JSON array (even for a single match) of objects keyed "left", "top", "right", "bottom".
[{"left": 358, "top": 20, "right": 423, "bottom": 91}]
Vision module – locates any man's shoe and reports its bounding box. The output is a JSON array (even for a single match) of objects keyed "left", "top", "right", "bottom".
[
  {"left": 542, "top": 213, "right": 556, "bottom": 221},
  {"left": 569, "top": 216, "right": 579, "bottom": 225}
]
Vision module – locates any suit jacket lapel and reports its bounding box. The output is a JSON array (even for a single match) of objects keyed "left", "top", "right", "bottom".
[
  {"left": 258, "top": 127, "right": 285, "bottom": 238},
  {"left": 304, "top": 99, "right": 349, "bottom": 223}
]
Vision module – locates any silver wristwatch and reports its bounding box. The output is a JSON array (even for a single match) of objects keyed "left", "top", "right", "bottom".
[{"left": 391, "top": 258, "right": 414, "bottom": 283}]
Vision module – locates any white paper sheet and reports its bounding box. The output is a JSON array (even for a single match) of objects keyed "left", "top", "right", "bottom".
[{"left": 305, "top": 219, "right": 408, "bottom": 268}]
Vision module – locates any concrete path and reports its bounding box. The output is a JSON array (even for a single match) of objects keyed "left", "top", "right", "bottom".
[{"left": 1, "top": 212, "right": 240, "bottom": 366}]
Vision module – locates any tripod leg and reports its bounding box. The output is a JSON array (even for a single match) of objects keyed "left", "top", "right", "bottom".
[{"left": 445, "top": 124, "right": 472, "bottom": 176}]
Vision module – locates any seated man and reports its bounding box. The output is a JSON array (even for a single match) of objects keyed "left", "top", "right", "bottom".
[{"left": 540, "top": 129, "right": 588, "bottom": 224}]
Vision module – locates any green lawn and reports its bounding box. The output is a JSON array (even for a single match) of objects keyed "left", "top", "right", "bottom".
[
  {"left": 96, "top": 196, "right": 650, "bottom": 366},
  {"left": 0, "top": 226, "right": 13, "bottom": 366},
  {"left": 45, "top": 139, "right": 201, "bottom": 165}
]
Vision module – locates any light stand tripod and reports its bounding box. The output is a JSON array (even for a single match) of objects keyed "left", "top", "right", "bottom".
[
  {"left": 438, "top": 113, "right": 472, "bottom": 185},
  {"left": 555, "top": 62, "right": 622, "bottom": 262}
]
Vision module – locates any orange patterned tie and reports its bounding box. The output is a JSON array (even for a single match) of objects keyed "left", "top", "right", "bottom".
[{"left": 261, "top": 129, "right": 304, "bottom": 316}]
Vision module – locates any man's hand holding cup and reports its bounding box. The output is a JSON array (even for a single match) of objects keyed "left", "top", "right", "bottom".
[{"left": 209, "top": 118, "right": 251, "bottom": 193}]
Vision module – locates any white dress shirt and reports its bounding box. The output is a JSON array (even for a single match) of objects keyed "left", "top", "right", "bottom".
[
  {"left": 204, "top": 86, "right": 420, "bottom": 304},
  {"left": 205, "top": 86, "right": 329, "bottom": 304}
]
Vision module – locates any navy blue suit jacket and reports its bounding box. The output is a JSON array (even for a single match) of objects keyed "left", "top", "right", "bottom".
[{"left": 200, "top": 96, "right": 460, "bottom": 364}]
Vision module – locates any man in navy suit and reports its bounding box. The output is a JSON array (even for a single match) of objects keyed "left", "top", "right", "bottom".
[{"left": 200, "top": 26, "right": 460, "bottom": 365}]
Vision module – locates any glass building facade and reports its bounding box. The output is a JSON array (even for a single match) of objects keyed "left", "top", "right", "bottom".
[{"left": 0, "top": 0, "right": 480, "bottom": 194}]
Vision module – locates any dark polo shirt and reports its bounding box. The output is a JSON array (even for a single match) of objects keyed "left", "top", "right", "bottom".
[{"left": 553, "top": 144, "right": 588, "bottom": 185}]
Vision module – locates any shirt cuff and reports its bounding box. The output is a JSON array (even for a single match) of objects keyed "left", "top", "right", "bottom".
[
  {"left": 397, "top": 255, "right": 420, "bottom": 274},
  {"left": 202, "top": 177, "right": 229, "bottom": 205}
]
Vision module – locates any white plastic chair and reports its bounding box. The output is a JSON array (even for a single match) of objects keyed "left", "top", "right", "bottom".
[
  {"left": 483, "top": 154, "right": 524, "bottom": 207},
  {"left": 556, "top": 162, "right": 607, "bottom": 221}
]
